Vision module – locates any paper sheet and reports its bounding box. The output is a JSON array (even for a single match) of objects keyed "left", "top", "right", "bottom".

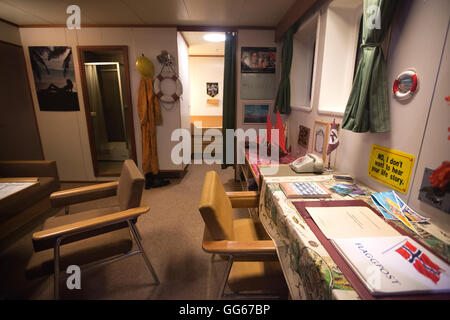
[{"left": 306, "top": 206, "right": 400, "bottom": 239}]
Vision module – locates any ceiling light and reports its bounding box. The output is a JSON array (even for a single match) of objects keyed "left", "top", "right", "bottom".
[{"left": 203, "top": 33, "right": 225, "bottom": 42}]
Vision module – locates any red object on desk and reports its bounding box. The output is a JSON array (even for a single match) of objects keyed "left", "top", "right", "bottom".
[
  {"left": 245, "top": 148, "right": 297, "bottom": 180},
  {"left": 293, "top": 200, "right": 450, "bottom": 300}
]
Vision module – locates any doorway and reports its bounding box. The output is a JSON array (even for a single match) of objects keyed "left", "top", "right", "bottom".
[
  {"left": 78, "top": 46, "right": 137, "bottom": 176},
  {"left": 179, "top": 31, "right": 226, "bottom": 160}
]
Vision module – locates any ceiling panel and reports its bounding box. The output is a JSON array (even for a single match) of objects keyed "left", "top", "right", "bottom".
[
  {"left": 239, "top": 0, "right": 296, "bottom": 26},
  {"left": 0, "top": 0, "right": 295, "bottom": 26},
  {"left": 121, "top": 0, "right": 189, "bottom": 25},
  {"left": 182, "top": 31, "right": 225, "bottom": 55}
]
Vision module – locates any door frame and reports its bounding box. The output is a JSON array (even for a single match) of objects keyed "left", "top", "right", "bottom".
[{"left": 77, "top": 45, "right": 137, "bottom": 177}]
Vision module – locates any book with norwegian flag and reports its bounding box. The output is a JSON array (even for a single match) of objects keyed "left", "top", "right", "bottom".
[{"left": 331, "top": 236, "right": 450, "bottom": 296}]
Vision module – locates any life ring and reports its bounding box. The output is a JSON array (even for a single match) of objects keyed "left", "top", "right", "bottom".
[
  {"left": 393, "top": 70, "right": 418, "bottom": 100},
  {"left": 154, "top": 74, "right": 183, "bottom": 103}
]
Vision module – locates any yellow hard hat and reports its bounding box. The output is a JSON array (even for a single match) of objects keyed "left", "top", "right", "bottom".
[{"left": 136, "top": 54, "right": 154, "bottom": 78}]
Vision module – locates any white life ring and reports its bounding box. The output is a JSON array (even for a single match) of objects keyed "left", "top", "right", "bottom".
[
  {"left": 154, "top": 74, "right": 183, "bottom": 103},
  {"left": 393, "top": 70, "right": 418, "bottom": 101}
]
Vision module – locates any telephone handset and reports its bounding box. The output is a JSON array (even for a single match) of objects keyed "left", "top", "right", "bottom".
[{"left": 289, "top": 154, "right": 324, "bottom": 173}]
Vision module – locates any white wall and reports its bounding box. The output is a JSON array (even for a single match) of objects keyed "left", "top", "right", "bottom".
[
  {"left": 189, "top": 56, "right": 224, "bottom": 116},
  {"left": 19, "top": 27, "right": 183, "bottom": 181},
  {"left": 407, "top": 25, "right": 450, "bottom": 230},
  {"left": 236, "top": 29, "right": 282, "bottom": 130},
  {"left": 177, "top": 32, "right": 190, "bottom": 131},
  {"left": 0, "top": 20, "right": 21, "bottom": 45},
  {"left": 289, "top": 0, "right": 450, "bottom": 231}
]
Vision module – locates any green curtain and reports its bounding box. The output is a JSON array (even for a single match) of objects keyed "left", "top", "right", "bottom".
[
  {"left": 222, "top": 32, "right": 237, "bottom": 168},
  {"left": 274, "top": 28, "right": 294, "bottom": 115},
  {"left": 342, "top": 0, "right": 399, "bottom": 133}
]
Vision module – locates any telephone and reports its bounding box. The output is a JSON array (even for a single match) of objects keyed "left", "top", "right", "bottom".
[{"left": 289, "top": 154, "right": 324, "bottom": 173}]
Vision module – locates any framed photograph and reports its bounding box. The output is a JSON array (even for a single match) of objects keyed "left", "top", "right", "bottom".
[
  {"left": 312, "top": 120, "right": 330, "bottom": 162},
  {"left": 206, "top": 82, "right": 219, "bottom": 97},
  {"left": 241, "top": 47, "right": 276, "bottom": 73},
  {"left": 243, "top": 104, "right": 269, "bottom": 124},
  {"left": 298, "top": 125, "right": 311, "bottom": 149},
  {"left": 28, "top": 46, "right": 79, "bottom": 111}
]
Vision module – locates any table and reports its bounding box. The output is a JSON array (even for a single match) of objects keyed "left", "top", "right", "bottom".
[
  {"left": 257, "top": 173, "right": 450, "bottom": 300},
  {"left": 0, "top": 178, "right": 39, "bottom": 201}
]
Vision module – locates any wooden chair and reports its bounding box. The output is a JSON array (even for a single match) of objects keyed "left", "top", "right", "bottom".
[
  {"left": 199, "top": 171, "right": 288, "bottom": 299},
  {"left": 25, "top": 160, "right": 159, "bottom": 299}
]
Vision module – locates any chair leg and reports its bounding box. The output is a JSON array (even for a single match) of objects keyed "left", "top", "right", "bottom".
[
  {"left": 218, "top": 255, "right": 233, "bottom": 299},
  {"left": 64, "top": 206, "right": 70, "bottom": 215},
  {"left": 53, "top": 237, "right": 62, "bottom": 300},
  {"left": 128, "top": 222, "right": 160, "bottom": 285}
]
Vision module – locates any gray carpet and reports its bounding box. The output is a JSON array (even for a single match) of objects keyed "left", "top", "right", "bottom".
[{"left": 0, "top": 164, "right": 249, "bottom": 299}]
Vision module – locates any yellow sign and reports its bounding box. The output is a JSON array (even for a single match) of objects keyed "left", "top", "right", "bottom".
[{"left": 367, "top": 145, "right": 415, "bottom": 194}]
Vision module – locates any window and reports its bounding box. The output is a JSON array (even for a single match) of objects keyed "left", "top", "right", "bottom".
[
  {"left": 291, "top": 15, "right": 318, "bottom": 111},
  {"left": 317, "top": 0, "right": 363, "bottom": 115}
]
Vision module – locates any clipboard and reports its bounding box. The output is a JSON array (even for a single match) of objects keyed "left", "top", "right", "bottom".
[{"left": 293, "top": 200, "right": 450, "bottom": 300}]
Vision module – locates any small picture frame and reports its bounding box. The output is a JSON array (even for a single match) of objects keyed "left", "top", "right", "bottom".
[
  {"left": 312, "top": 120, "right": 330, "bottom": 162},
  {"left": 243, "top": 104, "right": 269, "bottom": 124},
  {"left": 298, "top": 125, "right": 310, "bottom": 149}
]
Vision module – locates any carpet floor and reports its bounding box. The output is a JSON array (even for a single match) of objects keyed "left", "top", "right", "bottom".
[{"left": 0, "top": 164, "right": 250, "bottom": 300}]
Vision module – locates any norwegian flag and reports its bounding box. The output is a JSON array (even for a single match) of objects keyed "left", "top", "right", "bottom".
[
  {"left": 396, "top": 241, "right": 443, "bottom": 284},
  {"left": 327, "top": 122, "right": 339, "bottom": 155}
]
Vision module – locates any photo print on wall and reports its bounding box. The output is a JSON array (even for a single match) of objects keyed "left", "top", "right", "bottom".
[{"left": 29, "top": 46, "right": 79, "bottom": 111}]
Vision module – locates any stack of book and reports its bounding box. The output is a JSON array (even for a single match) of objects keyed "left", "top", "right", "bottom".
[{"left": 280, "top": 182, "right": 331, "bottom": 199}]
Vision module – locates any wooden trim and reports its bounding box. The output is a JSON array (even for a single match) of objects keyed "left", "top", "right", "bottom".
[
  {"left": 202, "top": 239, "right": 276, "bottom": 255},
  {"left": 77, "top": 46, "right": 138, "bottom": 177},
  {"left": 0, "top": 39, "right": 21, "bottom": 48},
  {"left": 18, "top": 24, "right": 275, "bottom": 30},
  {"left": 275, "top": 0, "right": 319, "bottom": 42},
  {"left": 189, "top": 54, "right": 224, "bottom": 58},
  {"left": 179, "top": 31, "right": 190, "bottom": 48},
  {"left": 0, "top": 17, "right": 19, "bottom": 28},
  {"left": 50, "top": 181, "right": 118, "bottom": 200},
  {"left": 32, "top": 206, "right": 149, "bottom": 243}
]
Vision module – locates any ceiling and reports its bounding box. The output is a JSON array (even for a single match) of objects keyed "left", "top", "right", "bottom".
[
  {"left": 0, "top": 0, "right": 296, "bottom": 26},
  {"left": 181, "top": 31, "right": 225, "bottom": 55}
]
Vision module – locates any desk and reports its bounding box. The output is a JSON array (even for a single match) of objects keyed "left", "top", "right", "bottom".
[
  {"left": 258, "top": 174, "right": 450, "bottom": 300},
  {"left": 0, "top": 178, "right": 39, "bottom": 201}
]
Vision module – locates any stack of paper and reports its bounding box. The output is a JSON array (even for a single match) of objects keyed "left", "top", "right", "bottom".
[
  {"left": 306, "top": 206, "right": 401, "bottom": 239},
  {"left": 332, "top": 236, "right": 450, "bottom": 296}
]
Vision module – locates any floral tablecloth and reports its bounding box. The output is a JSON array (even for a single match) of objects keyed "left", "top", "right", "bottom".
[{"left": 257, "top": 174, "right": 450, "bottom": 300}]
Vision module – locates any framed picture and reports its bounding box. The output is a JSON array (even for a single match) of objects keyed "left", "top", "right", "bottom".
[
  {"left": 241, "top": 47, "right": 276, "bottom": 73},
  {"left": 28, "top": 46, "right": 79, "bottom": 111},
  {"left": 298, "top": 125, "right": 311, "bottom": 149},
  {"left": 243, "top": 104, "right": 269, "bottom": 124},
  {"left": 206, "top": 82, "right": 218, "bottom": 97},
  {"left": 312, "top": 120, "right": 330, "bottom": 162}
]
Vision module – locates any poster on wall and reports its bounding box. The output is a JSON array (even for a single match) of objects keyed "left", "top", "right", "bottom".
[
  {"left": 243, "top": 104, "right": 269, "bottom": 124},
  {"left": 241, "top": 47, "right": 276, "bottom": 73},
  {"left": 240, "top": 47, "right": 277, "bottom": 100},
  {"left": 28, "top": 46, "right": 79, "bottom": 111},
  {"left": 206, "top": 82, "right": 219, "bottom": 97},
  {"left": 367, "top": 145, "right": 415, "bottom": 194}
]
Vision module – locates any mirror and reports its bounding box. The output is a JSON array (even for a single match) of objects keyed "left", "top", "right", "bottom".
[{"left": 79, "top": 46, "right": 136, "bottom": 176}]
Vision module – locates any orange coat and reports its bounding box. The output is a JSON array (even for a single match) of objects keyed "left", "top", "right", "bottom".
[{"left": 137, "top": 77, "right": 162, "bottom": 175}]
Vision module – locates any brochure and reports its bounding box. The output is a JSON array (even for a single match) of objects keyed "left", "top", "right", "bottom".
[{"left": 332, "top": 236, "right": 450, "bottom": 296}]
